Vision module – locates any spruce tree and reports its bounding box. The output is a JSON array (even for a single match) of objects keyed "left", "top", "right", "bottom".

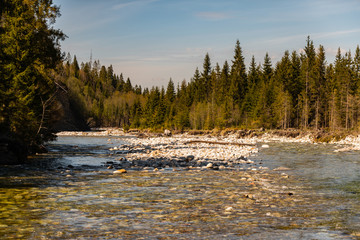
[
  {"left": 230, "top": 40, "right": 247, "bottom": 105},
  {"left": 0, "top": 0, "right": 65, "bottom": 156}
]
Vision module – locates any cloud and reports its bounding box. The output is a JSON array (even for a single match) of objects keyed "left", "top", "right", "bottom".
[
  {"left": 312, "top": 29, "right": 360, "bottom": 40},
  {"left": 112, "top": 0, "right": 158, "bottom": 10},
  {"left": 196, "top": 11, "right": 231, "bottom": 21},
  {"left": 263, "top": 29, "right": 360, "bottom": 46}
]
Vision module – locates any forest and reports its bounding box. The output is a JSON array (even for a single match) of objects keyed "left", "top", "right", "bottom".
[
  {"left": 0, "top": 0, "right": 65, "bottom": 162},
  {"left": 59, "top": 38, "right": 360, "bottom": 132},
  {"left": 1, "top": 0, "right": 360, "bottom": 163}
]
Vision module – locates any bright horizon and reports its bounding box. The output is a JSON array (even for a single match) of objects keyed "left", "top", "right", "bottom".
[{"left": 54, "top": 0, "right": 360, "bottom": 88}]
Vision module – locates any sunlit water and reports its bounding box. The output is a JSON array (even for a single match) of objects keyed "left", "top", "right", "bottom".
[{"left": 0, "top": 136, "right": 359, "bottom": 239}]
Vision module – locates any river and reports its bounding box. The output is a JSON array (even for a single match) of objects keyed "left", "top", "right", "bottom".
[{"left": 0, "top": 136, "right": 359, "bottom": 239}]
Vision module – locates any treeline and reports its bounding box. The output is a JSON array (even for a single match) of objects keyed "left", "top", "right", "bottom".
[{"left": 59, "top": 37, "right": 360, "bottom": 131}]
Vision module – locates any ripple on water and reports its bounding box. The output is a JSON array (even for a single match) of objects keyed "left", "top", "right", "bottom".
[{"left": 0, "top": 137, "right": 359, "bottom": 239}]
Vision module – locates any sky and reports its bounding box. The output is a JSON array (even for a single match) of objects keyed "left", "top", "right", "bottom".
[{"left": 54, "top": 0, "right": 360, "bottom": 88}]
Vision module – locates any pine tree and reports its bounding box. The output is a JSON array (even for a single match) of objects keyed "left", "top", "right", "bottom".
[
  {"left": 218, "top": 61, "right": 230, "bottom": 104},
  {"left": 0, "top": 0, "right": 65, "bottom": 157},
  {"left": 71, "top": 55, "right": 80, "bottom": 78},
  {"left": 262, "top": 53, "right": 273, "bottom": 83},
  {"left": 165, "top": 78, "right": 175, "bottom": 103},
  {"left": 299, "top": 36, "right": 316, "bottom": 129},
  {"left": 312, "top": 45, "right": 326, "bottom": 129},
  {"left": 230, "top": 40, "right": 247, "bottom": 105},
  {"left": 202, "top": 53, "right": 212, "bottom": 100},
  {"left": 124, "top": 78, "right": 132, "bottom": 92}
]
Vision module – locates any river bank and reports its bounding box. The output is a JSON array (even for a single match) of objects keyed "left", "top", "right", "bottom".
[{"left": 55, "top": 128, "right": 360, "bottom": 171}]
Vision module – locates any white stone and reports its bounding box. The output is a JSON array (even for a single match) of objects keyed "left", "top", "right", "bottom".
[{"left": 225, "top": 207, "right": 234, "bottom": 212}]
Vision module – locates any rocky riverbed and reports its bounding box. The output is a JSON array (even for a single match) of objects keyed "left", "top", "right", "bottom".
[
  {"left": 1, "top": 132, "right": 359, "bottom": 239},
  {"left": 106, "top": 135, "right": 262, "bottom": 171}
]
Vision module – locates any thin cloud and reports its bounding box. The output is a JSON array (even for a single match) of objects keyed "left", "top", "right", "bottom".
[
  {"left": 312, "top": 29, "right": 360, "bottom": 40},
  {"left": 264, "top": 29, "right": 360, "bottom": 45},
  {"left": 112, "top": 0, "right": 158, "bottom": 10},
  {"left": 196, "top": 11, "right": 231, "bottom": 21}
]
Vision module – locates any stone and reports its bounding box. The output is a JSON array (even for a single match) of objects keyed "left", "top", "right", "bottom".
[
  {"left": 164, "top": 129, "right": 172, "bottom": 136},
  {"left": 244, "top": 194, "right": 255, "bottom": 199},
  {"left": 206, "top": 163, "right": 213, "bottom": 169},
  {"left": 225, "top": 207, "right": 234, "bottom": 212},
  {"left": 113, "top": 169, "right": 127, "bottom": 174},
  {"left": 261, "top": 144, "right": 270, "bottom": 148},
  {"left": 186, "top": 155, "right": 195, "bottom": 161}
]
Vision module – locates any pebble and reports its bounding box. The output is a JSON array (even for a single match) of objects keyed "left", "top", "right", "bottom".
[
  {"left": 225, "top": 207, "right": 234, "bottom": 212},
  {"left": 113, "top": 169, "right": 127, "bottom": 174},
  {"left": 261, "top": 144, "right": 270, "bottom": 148},
  {"left": 206, "top": 163, "right": 213, "bottom": 169}
]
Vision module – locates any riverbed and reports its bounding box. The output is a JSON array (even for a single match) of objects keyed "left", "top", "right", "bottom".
[{"left": 0, "top": 135, "right": 359, "bottom": 239}]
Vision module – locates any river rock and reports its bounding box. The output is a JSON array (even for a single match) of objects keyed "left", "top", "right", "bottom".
[
  {"left": 164, "top": 129, "right": 172, "bottom": 136},
  {"left": 186, "top": 155, "right": 195, "bottom": 161},
  {"left": 206, "top": 163, "right": 213, "bottom": 169},
  {"left": 113, "top": 169, "right": 127, "bottom": 174},
  {"left": 225, "top": 207, "right": 234, "bottom": 212}
]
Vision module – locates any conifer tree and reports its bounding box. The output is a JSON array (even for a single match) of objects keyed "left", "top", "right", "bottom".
[
  {"left": 230, "top": 40, "right": 247, "bottom": 105},
  {"left": 0, "top": 0, "right": 65, "bottom": 155},
  {"left": 165, "top": 78, "right": 175, "bottom": 103},
  {"left": 202, "top": 53, "right": 212, "bottom": 100}
]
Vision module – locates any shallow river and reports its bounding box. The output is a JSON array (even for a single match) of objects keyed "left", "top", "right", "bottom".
[{"left": 0, "top": 136, "right": 359, "bottom": 239}]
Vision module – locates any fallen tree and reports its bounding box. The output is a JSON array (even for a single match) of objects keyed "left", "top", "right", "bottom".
[{"left": 184, "top": 140, "right": 255, "bottom": 146}]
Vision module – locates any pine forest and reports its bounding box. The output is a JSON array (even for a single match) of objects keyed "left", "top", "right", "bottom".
[{"left": 59, "top": 38, "right": 360, "bottom": 132}]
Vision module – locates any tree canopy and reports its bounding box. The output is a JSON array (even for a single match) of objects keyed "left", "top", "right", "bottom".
[
  {"left": 57, "top": 38, "right": 360, "bottom": 132},
  {"left": 0, "top": 0, "right": 65, "bottom": 153}
]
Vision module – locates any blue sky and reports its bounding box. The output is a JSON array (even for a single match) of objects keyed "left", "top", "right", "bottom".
[{"left": 54, "top": 0, "right": 360, "bottom": 88}]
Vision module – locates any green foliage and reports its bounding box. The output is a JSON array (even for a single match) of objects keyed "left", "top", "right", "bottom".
[
  {"left": 0, "top": 0, "right": 65, "bottom": 153},
  {"left": 57, "top": 38, "right": 360, "bottom": 132}
]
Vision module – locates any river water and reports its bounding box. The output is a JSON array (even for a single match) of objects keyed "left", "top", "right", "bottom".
[{"left": 0, "top": 136, "right": 359, "bottom": 239}]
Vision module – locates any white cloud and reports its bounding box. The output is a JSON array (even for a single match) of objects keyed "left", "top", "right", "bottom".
[
  {"left": 312, "top": 29, "right": 360, "bottom": 40},
  {"left": 263, "top": 29, "right": 360, "bottom": 46}
]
